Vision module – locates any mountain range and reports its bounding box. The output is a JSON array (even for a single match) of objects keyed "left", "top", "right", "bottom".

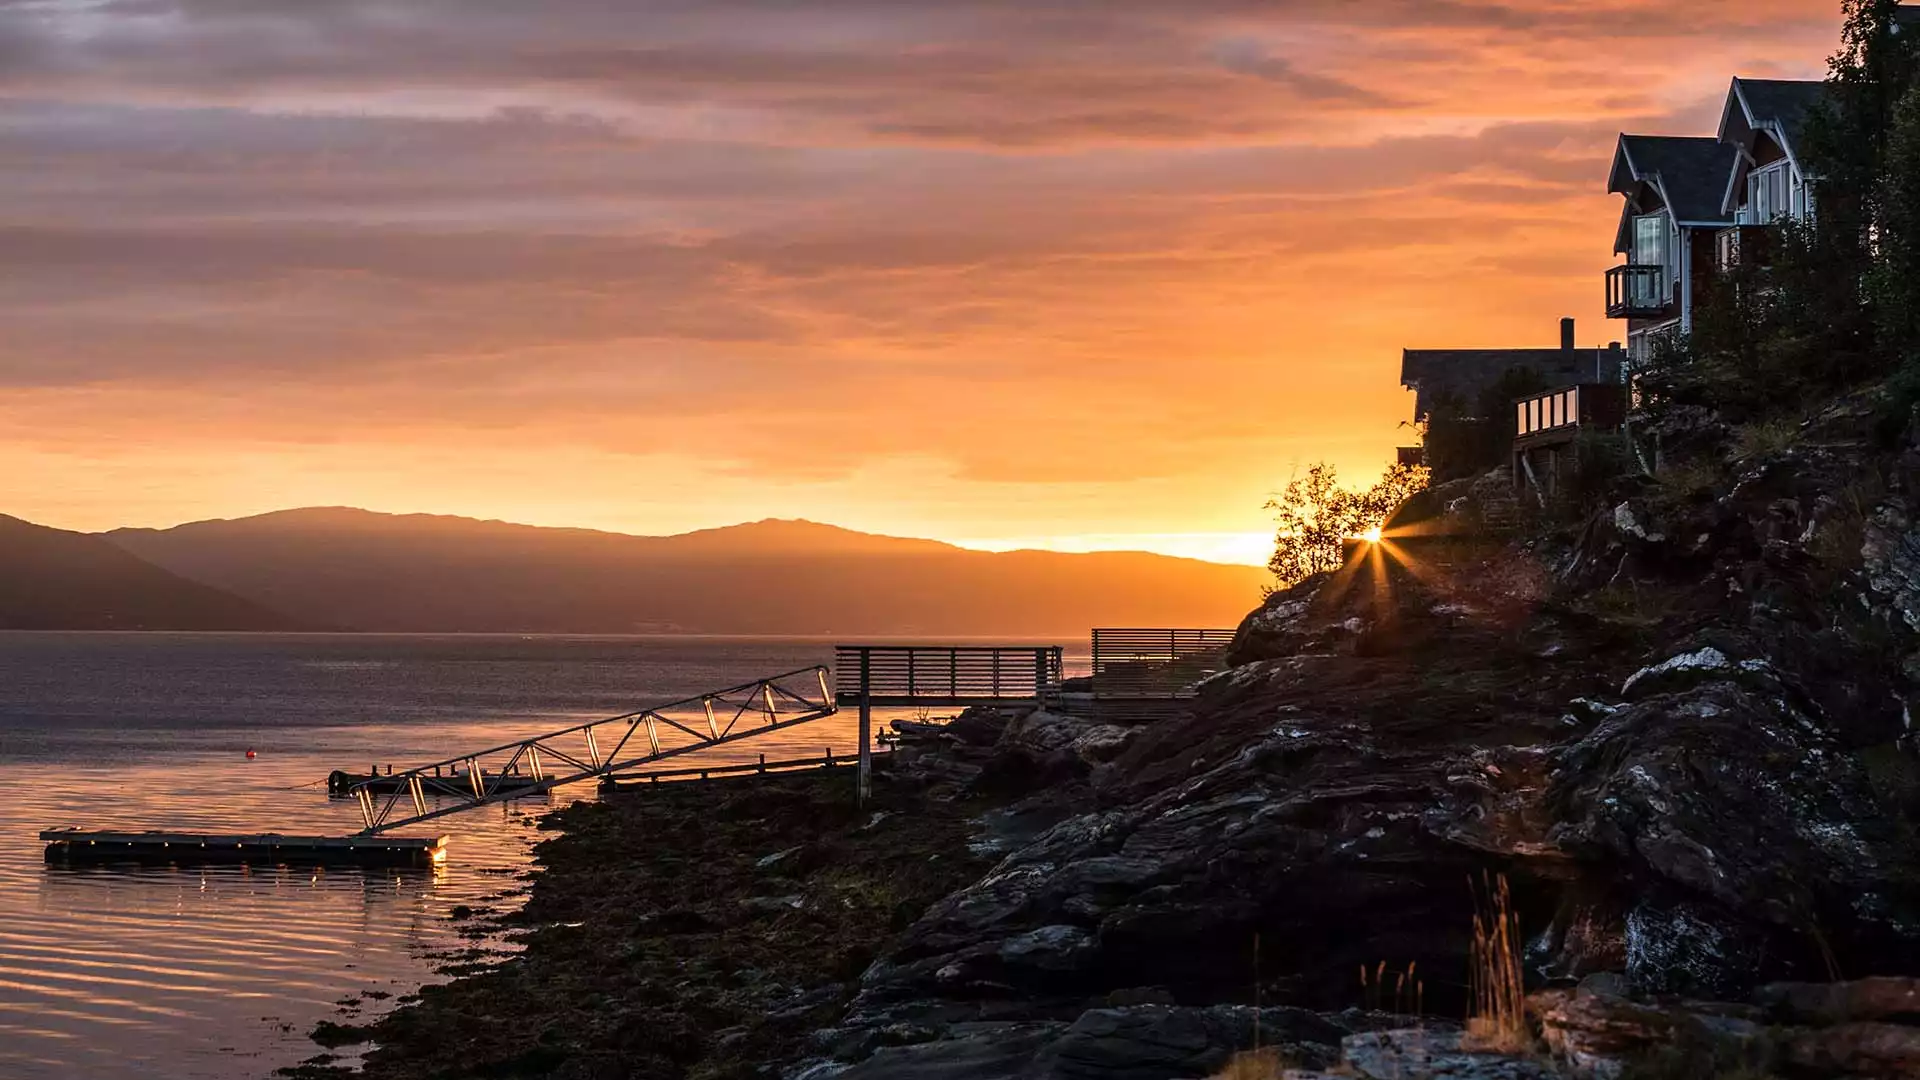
[
  {"left": 1, "top": 508, "right": 1269, "bottom": 635},
  {"left": 0, "top": 514, "right": 301, "bottom": 631}
]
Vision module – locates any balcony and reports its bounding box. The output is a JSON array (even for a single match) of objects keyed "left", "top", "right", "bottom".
[
  {"left": 1715, "top": 225, "right": 1775, "bottom": 274},
  {"left": 1513, "top": 383, "right": 1628, "bottom": 445},
  {"left": 1515, "top": 386, "right": 1581, "bottom": 443},
  {"left": 1605, "top": 264, "right": 1672, "bottom": 320}
]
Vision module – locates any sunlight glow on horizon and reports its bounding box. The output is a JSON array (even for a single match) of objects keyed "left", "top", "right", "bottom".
[
  {"left": 952, "top": 532, "right": 1273, "bottom": 567},
  {"left": 0, "top": 1, "right": 1843, "bottom": 544}
]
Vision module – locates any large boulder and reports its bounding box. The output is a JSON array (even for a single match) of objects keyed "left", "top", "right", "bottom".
[{"left": 1548, "top": 673, "right": 1920, "bottom": 995}]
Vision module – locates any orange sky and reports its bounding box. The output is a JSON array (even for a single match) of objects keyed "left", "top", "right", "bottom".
[{"left": 0, "top": 1, "right": 1841, "bottom": 564}]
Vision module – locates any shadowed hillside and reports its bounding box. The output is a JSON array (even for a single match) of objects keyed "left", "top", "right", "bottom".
[
  {"left": 0, "top": 514, "right": 303, "bottom": 630},
  {"left": 105, "top": 509, "right": 1268, "bottom": 635}
]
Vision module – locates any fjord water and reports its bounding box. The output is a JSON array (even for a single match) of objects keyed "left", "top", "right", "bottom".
[{"left": 0, "top": 633, "right": 1075, "bottom": 1079}]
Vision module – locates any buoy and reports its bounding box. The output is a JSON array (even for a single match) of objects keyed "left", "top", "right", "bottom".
[{"left": 245, "top": 749, "right": 257, "bottom": 759}]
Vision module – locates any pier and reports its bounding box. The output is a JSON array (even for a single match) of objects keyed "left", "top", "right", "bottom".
[{"left": 833, "top": 644, "right": 1063, "bottom": 803}]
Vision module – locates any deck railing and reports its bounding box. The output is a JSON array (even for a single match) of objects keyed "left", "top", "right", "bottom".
[
  {"left": 832, "top": 645, "right": 1063, "bottom": 705},
  {"left": 1090, "top": 628, "right": 1234, "bottom": 700}
]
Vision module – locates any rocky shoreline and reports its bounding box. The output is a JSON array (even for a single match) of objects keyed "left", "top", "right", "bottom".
[
  {"left": 292, "top": 393, "right": 1920, "bottom": 1078},
  {"left": 280, "top": 765, "right": 1002, "bottom": 1080}
]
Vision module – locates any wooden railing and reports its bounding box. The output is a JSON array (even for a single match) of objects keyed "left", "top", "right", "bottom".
[{"left": 1515, "top": 385, "right": 1582, "bottom": 439}]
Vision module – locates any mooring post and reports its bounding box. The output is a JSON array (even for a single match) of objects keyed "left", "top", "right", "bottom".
[{"left": 858, "top": 648, "right": 872, "bottom": 807}]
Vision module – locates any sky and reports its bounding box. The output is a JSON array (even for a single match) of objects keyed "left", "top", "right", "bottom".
[{"left": 0, "top": 0, "right": 1842, "bottom": 565}]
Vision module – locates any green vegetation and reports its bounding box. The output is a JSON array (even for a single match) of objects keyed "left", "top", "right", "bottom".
[
  {"left": 1643, "top": 0, "right": 1920, "bottom": 439},
  {"left": 1265, "top": 462, "right": 1428, "bottom": 588}
]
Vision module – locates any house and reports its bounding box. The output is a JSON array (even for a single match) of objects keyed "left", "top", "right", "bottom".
[
  {"left": 1604, "top": 135, "right": 1738, "bottom": 361},
  {"left": 1511, "top": 380, "right": 1629, "bottom": 499},
  {"left": 1399, "top": 318, "right": 1624, "bottom": 481},
  {"left": 1715, "top": 77, "right": 1827, "bottom": 270},
  {"left": 1401, "top": 318, "right": 1622, "bottom": 426},
  {"left": 1605, "top": 76, "right": 1831, "bottom": 357}
]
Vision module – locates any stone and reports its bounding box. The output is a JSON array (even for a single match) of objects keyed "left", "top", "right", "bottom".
[
  {"left": 1779, "top": 1020, "right": 1920, "bottom": 1077},
  {"left": 826, "top": 1022, "right": 1067, "bottom": 1080},
  {"left": 1755, "top": 976, "right": 1920, "bottom": 1025},
  {"left": 1535, "top": 987, "right": 1768, "bottom": 1079},
  {"left": 741, "top": 895, "right": 806, "bottom": 916},
  {"left": 757, "top": 845, "right": 805, "bottom": 869},
  {"left": 1033, "top": 1005, "right": 1353, "bottom": 1079},
  {"left": 1340, "top": 1029, "right": 1559, "bottom": 1079}
]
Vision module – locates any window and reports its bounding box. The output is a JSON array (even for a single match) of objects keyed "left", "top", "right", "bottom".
[
  {"left": 1516, "top": 401, "right": 1528, "bottom": 434},
  {"left": 1633, "top": 214, "right": 1667, "bottom": 267},
  {"left": 1749, "top": 163, "right": 1791, "bottom": 223}
]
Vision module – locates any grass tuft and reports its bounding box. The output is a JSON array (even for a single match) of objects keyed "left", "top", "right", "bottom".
[
  {"left": 1209, "top": 1048, "right": 1292, "bottom": 1080},
  {"left": 1730, "top": 418, "right": 1799, "bottom": 461},
  {"left": 1464, "top": 873, "right": 1531, "bottom": 1054}
]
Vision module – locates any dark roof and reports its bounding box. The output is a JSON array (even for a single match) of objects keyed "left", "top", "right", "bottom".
[
  {"left": 1610, "top": 135, "right": 1739, "bottom": 225},
  {"left": 1400, "top": 347, "right": 1624, "bottom": 422},
  {"left": 1735, "top": 78, "right": 1828, "bottom": 141}
]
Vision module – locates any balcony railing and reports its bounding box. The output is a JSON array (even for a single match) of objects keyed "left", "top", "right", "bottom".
[
  {"left": 1515, "top": 385, "right": 1582, "bottom": 440},
  {"left": 1715, "top": 225, "right": 1775, "bottom": 274},
  {"left": 1605, "top": 264, "right": 1671, "bottom": 320},
  {"left": 1513, "top": 382, "right": 1629, "bottom": 445}
]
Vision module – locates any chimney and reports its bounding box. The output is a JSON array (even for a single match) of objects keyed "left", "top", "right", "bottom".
[{"left": 1560, "top": 317, "right": 1576, "bottom": 351}]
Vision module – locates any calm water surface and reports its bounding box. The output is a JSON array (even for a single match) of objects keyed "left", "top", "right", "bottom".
[{"left": 0, "top": 633, "right": 1083, "bottom": 1079}]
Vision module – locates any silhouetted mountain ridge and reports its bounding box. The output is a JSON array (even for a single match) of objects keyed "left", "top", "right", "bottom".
[
  {"left": 0, "top": 514, "right": 304, "bottom": 630},
  {"left": 103, "top": 509, "right": 1265, "bottom": 635}
]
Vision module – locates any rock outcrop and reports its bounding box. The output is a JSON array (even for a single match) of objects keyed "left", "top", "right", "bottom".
[{"left": 802, "top": 392, "right": 1920, "bottom": 1077}]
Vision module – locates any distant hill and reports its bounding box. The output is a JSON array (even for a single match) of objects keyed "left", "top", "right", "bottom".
[
  {"left": 0, "top": 514, "right": 304, "bottom": 630},
  {"left": 104, "top": 508, "right": 1269, "bottom": 635}
]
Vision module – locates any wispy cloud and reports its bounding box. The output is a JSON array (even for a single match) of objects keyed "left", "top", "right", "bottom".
[{"left": 0, "top": 0, "right": 1845, "bottom": 547}]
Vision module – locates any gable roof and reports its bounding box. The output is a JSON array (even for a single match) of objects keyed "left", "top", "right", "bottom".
[
  {"left": 1608, "top": 134, "right": 1737, "bottom": 252},
  {"left": 1716, "top": 77, "right": 1830, "bottom": 213}
]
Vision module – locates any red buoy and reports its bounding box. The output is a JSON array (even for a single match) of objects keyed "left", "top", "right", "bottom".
[{"left": 245, "top": 749, "right": 257, "bottom": 759}]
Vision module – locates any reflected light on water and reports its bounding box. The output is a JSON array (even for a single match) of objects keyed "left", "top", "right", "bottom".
[{"left": 0, "top": 633, "right": 1094, "bottom": 1078}]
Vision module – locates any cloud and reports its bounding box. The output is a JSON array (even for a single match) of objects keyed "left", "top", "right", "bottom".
[{"left": 0, "top": 0, "right": 1852, "bottom": 543}]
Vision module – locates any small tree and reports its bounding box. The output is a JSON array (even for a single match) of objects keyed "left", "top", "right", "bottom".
[{"left": 1266, "top": 462, "right": 1428, "bottom": 587}]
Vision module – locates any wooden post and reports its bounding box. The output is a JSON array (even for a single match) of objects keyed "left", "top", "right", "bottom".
[{"left": 858, "top": 648, "right": 872, "bottom": 807}]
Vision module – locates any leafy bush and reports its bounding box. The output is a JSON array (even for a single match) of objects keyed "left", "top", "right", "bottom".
[{"left": 1265, "top": 462, "right": 1428, "bottom": 587}]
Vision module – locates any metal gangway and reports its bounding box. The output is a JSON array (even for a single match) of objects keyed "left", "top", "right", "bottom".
[{"left": 348, "top": 666, "right": 835, "bottom": 835}]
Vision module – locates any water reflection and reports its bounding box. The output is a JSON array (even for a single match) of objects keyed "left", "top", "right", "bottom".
[{"left": 0, "top": 633, "right": 1084, "bottom": 1077}]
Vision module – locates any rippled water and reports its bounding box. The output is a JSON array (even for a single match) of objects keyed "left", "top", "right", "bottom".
[{"left": 0, "top": 633, "right": 1082, "bottom": 1078}]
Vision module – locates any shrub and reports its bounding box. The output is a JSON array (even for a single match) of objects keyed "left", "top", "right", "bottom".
[{"left": 1266, "top": 462, "right": 1428, "bottom": 588}]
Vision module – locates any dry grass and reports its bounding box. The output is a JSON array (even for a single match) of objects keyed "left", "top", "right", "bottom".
[
  {"left": 1653, "top": 459, "right": 1722, "bottom": 501},
  {"left": 1209, "top": 1048, "right": 1294, "bottom": 1080},
  {"left": 1359, "top": 960, "right": 1423, "bottom": 1018},
  {"left": 1730, "top": 417, "right": 1799, "bottom": 461},
  {"left": 1464, "top": 873, "right": 1531, "bottom": 1054}
]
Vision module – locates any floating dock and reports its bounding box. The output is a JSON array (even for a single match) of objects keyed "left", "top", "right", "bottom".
[{"left": 40, "top": 829, "right": 448, "bottom": 868}]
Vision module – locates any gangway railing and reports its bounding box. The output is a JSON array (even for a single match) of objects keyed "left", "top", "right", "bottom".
[
  {"left": 348, "top": 666, "right": 834, "bottom": 835},
  {"left": 833, "top": 644, "right": 1063, "bottom": 805}
]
